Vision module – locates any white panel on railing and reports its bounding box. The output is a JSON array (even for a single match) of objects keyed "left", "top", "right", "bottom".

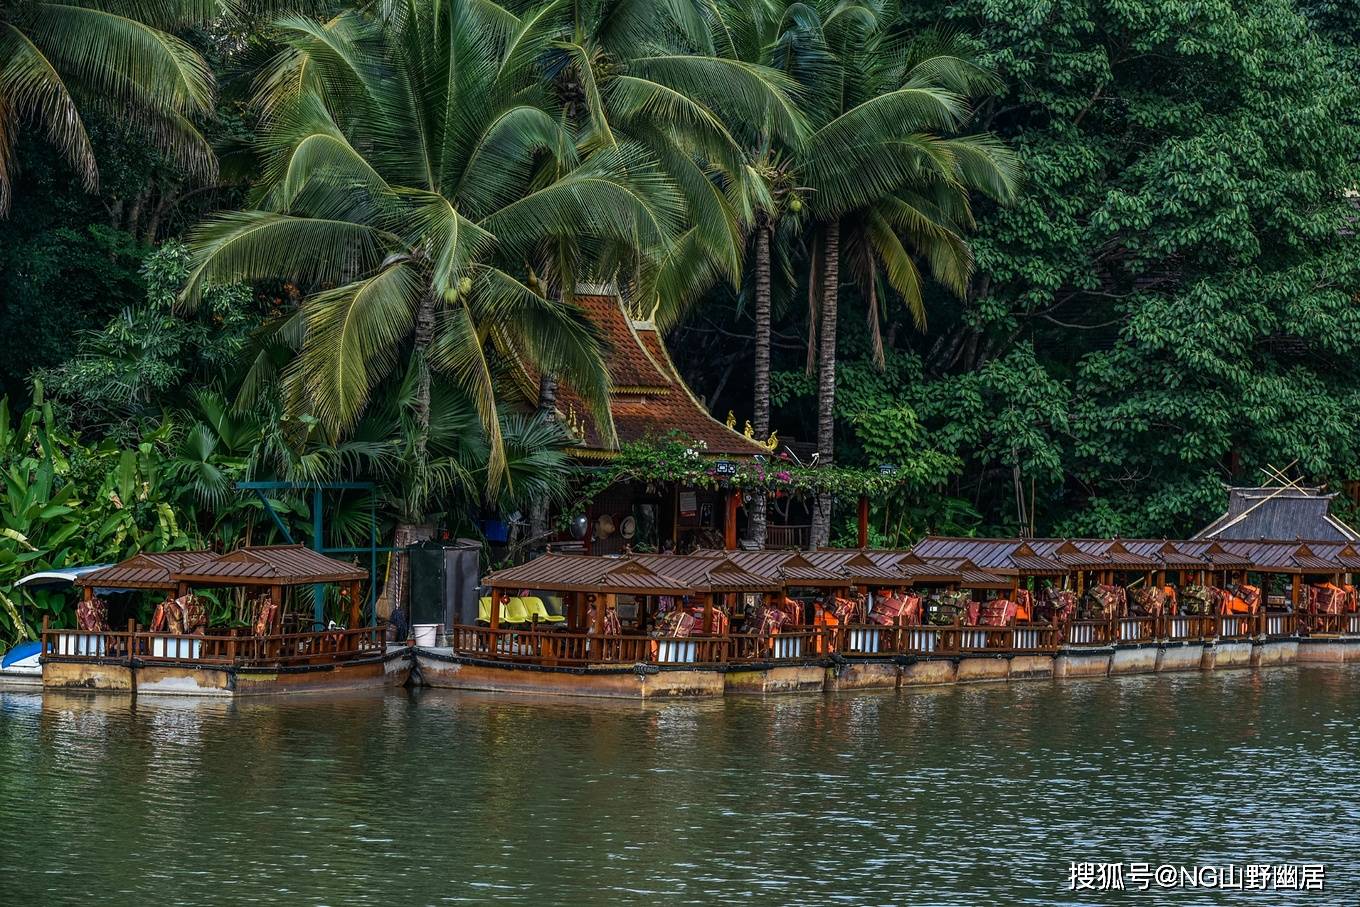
[
  {"left": 1347, "top": 615, "right": 1360, "bottom": 636},
  {"left": 57, "top": 633, "right": 105, "bottom": 657},
  {"left": 1267, "top": 615, "right": 1287, "bottom": 636},
  {"left": 908, "top": 629, "right": 936, "bottom": 653},
  {"left": 1014, "top": 628, "right": 1039, "bottom": 649},
  {"left": 960, "top": 629, "right": 987, "bottom": 650},
  {"left": 656, "top": 639, "right": 697, "bottom": 663},
  {"left": 1119, "top": 620, "right": 1141, "bottom": 641},
  {"left": 150, "top": 636, "right": 202, "bottom": 659},
  {"left": 1167, "top": 617, "right": 1189, "bottom": 639},
  {"left": 1068, "top": 624, "right": 1094, "bottom": 645},
  {"left": 773, "top": 635, "right": 805, "bottom": 659},
  {"left": 846, "top": 629, "right": 879, "bottom": 654}
]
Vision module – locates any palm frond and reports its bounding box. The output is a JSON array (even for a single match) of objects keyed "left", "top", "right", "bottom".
[
  {"left": 289, "top": 261, "right": 424, "bottom": 436},
  {"left": 182, "top": 210, "right": 395, "bottom": 306}
]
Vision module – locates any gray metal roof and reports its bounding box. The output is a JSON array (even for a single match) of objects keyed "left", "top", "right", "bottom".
[{"left": 1197, "top": 486, "right": 1360, "bottom": 542}]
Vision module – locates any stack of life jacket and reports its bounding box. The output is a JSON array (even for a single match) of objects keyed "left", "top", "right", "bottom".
[
  {"left": 926, "top": 590, "right": 972, "bottom": 626},
  {"left": 75, "top": 596, "right": 109, "bottom": 632},
  {"left": 829, "top": 594, "right": 863, "bottom": 624},
  {"left": 1013, "top": 589, "right": 1034, "bottom": 622},
  {"left": 1212, "top": 587, "right": 1251, "bottom": 615},
  {"left": 685, "top": 604, "right": 729, "bottom": 635},
  {"left": 750, "top": 603, "right": 789, "bottom": 638},
  {"left": 1038, "top": 589, "right": 1077, "bottom": 625},
  {"left": 654, "top": 609, "right": 696, "bottom": 638},
  {"left": 867, "top": 592, "right": 922, "bottom": 626},
  {"left": 153, "top": 593, "right": 208, "bottom": 635},
  {"left": 1179, "top": 584, "right": 1214, "bottom": 615},
  {"left": 585, "top": 605, "right": 623, "bottom": 636},
  {"left": 1231, "top": 583, "right": 1262, "bottom": 614},
  {"left": 249, "top": 593, "right": 280, "bottom": 636},
  {"left": 1083, "top": 585, "right": 1127, "bottom": 619},
  {"left": 1129, "top": 585, "right": 1167, "bottom": 618},
  {"left": 974, "top": 599, "right": 1019, "bottom": 627},
  {"left": 1310, "top": 583, "right": 1346, "bottom": 616}
]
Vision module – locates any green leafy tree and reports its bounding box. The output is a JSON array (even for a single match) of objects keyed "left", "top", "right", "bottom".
[
  {"left": 0, "top": 0, "right": 216, "bottom": 212},
  {"left": 897, "top": 0, "right": 1360, "bottom": 535},
  {"left": 39, "top": 240, "right": 259, "bottom": 431},
  {"left": 704, "top": 0, "right": 1019, "bottom": 546},
  {"left": 184, "top": 0, "right": 690, "bottom": 524}
]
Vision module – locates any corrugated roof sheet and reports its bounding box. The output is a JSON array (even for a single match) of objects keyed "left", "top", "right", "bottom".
[
  {"left": 174, "top": 545, "right": 366, "bottom": 585},
  {"left": 76, "top": 550, "right": 217, "bottom": 590},
  {"left": 1197, "top": 486, "right": 1360, "bottom": 542}
]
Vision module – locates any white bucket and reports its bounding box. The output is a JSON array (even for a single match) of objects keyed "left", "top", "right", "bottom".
[{"left": 412, "top": 623, "right": 440, "bottom": 647}]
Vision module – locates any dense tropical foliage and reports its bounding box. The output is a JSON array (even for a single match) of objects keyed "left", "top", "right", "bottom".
[{"left": 3, "top": 0, "right": 1360, "bottom": 648}]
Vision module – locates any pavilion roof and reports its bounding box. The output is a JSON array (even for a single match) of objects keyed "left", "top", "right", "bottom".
[
  {"left": 75, "top": 550, "right": 217, "bottom": 591},
  {"left": 173, "top": 545, "right": 366, "bottom": 586}
]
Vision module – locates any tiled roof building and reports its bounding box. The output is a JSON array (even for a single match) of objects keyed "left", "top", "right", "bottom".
[{"left": 523, "top": 289, "right": 768, "bottom": 459}]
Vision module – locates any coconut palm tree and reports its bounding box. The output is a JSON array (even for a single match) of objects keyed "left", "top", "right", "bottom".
[
  {"left": 476, "top": 0, "right": 807, "bottom": 546},
  {"left": 0, "top": 0, "right": 216, "bottom": 212},
  {"left": 735, "top": 0, "right": 1020, "bottom": 547},
  {"left": 183, "top": 0, "right": 686, "bottom": 525}
]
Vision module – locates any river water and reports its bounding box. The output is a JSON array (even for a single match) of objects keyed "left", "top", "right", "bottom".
[{"left": 2, "top": 667, "right": 1357, "bottom": 905}]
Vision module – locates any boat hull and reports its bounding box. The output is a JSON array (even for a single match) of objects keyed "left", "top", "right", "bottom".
[
  {"left": 413, "top": 636, "right": 1337, "bottom": 700},
  {"left": 41, "top": 647, "right": 412, "bottom": 697}
]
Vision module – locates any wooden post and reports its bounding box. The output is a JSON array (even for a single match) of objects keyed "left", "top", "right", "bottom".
[
  {"left": 701, "top": 592, "right": 714, "bottom": 635},
  {"left": 724, "top": 491, "right": 740, "bottom": 550},
  {"left": 592, "top": 593, "right": 608, "bottom": 635},
  {"left": 567, "top": 591, "right": 582, "bottom": 631},
  {"left": 41, "top": 614, "right": 49, "bottom": 653},
  {"left": 270, "top": 583, "right": 284, "bottom": 658},
  {"left": 857, "top": 495, "right": 869, "bottom": 549},
  {"left": 489, "top": 586, "right": 501, "bottom": 631},
  {"left": 347, "top": 580, "right": 362, "bottom": 629},
  {"left": 1291, "top": 574, "right": 1301, "bottom": 610}
]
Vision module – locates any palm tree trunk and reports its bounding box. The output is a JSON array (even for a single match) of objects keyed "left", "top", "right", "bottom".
[
  {"left": 528, "top": 371, "right": 557, "bottom": 547},
  {"left": 382, "top": 288, "right": 439, "bottom": 620},
  {"left": 412, "top": 289, "right": 438, "bottom": 462},
  {"left": 749, "top": 222, "right": 773, "bottom": 548},
  {"left": 811, "top": 220, "right": 840, "bottom": 549}
]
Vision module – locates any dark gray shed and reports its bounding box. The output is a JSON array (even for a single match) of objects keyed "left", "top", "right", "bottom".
[{"left": 1196, "top": 486, "right": 1359, "bottom": 542}]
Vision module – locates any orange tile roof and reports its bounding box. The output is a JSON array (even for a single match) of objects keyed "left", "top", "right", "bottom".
[{"left": 533, "top": 292, "right": 768, "bottom": 459}]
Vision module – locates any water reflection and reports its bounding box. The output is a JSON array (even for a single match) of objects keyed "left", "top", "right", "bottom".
[{"left": 2, "top": 668, "right": 1357, "bottom": 905}]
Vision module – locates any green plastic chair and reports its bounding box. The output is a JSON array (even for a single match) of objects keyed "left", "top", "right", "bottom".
[
  {"left": 478, "top": 596, "right": 493, "bottom": 623},
  {"left": 504, "top": 597, "right": 531, "bottom": 624},
  {"left": 521, "top": 596, "right": 565, "bottom": 624}
]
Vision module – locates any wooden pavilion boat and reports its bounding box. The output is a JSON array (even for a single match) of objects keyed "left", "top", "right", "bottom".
[
  {"left": 415, "top": 535, "right": 1360, "bottom": 699},
  {"left": 40, "top": 545, "right": 410, "bottom": 696}
]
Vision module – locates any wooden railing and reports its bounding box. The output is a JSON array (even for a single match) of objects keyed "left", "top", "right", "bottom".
[
  {"left": 765, "top": 524, "right": 811, "bottom": 549},
  {"left": 442, "top": 609, "right": 1325, "bottom": 669},
  {"left": 1264, "top": 612, "right": 1295, "bottom": 638},
  {"left": 41, "top": 624, "right": 386, "bottom": 668},
  {"left": 1065, "top": 619, "right": 1114, "bottom": 646}
]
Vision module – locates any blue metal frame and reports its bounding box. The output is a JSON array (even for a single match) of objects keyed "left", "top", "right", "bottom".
[{"left": 236, "top": 481, "right": 390, "bottom": 629}]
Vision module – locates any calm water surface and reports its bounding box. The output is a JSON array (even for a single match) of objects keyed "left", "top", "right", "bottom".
[{"left": 2, "top": 667, "right": 1358, "bottom": 905}]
